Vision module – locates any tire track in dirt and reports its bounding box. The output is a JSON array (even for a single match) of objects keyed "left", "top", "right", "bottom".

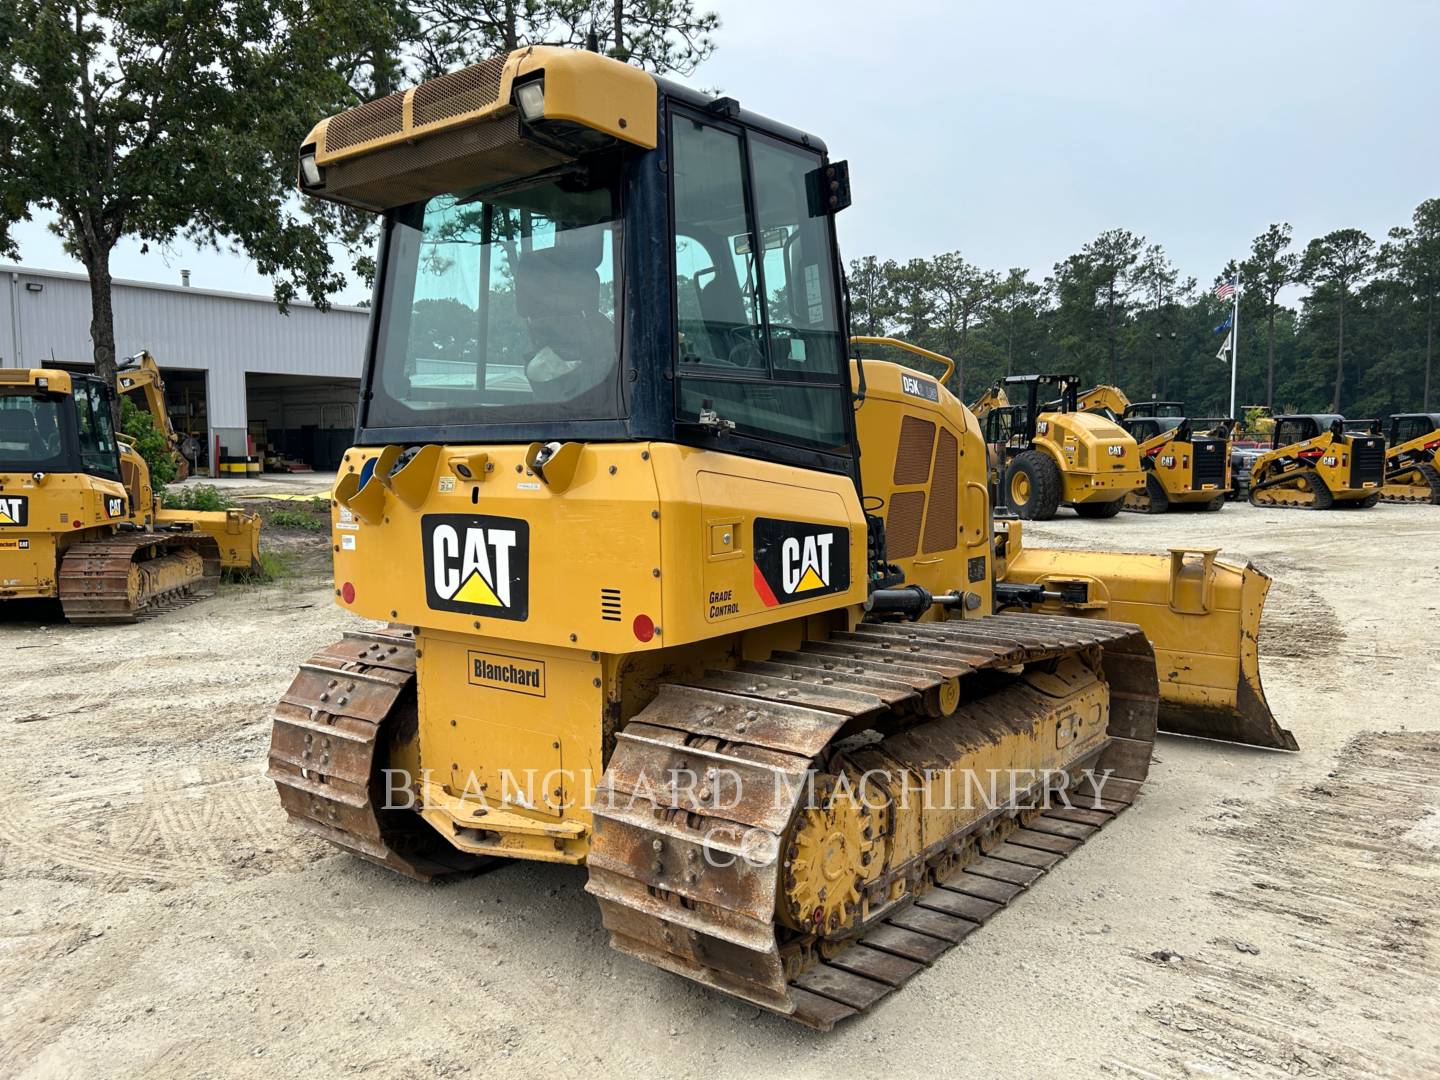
[{"left": 1109, "top": 733, "right": 1440, "bottom": 1079}]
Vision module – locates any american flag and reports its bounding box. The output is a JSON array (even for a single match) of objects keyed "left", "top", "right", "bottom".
[{"left": 1215, "top": 277, "right": 1237, "bottom": 301}]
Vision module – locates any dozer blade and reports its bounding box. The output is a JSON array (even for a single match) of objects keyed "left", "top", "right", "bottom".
[
  {"left": 155, "top": 507, "right": 262, "bottom": 574},
  {"left": 1000, "top": 545, "right": 1296, "bottom": 751}
]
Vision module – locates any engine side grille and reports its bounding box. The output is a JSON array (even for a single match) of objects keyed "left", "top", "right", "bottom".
[
  {"left": 1191, "top": 437, "right": 1226, "bottom": 489},
  {"left": 892, "top": 416, "right": 936, "bottom": 485},
  {"left": 1349, "top": 436, "right": 1385, "bottom": 487},
  {"left": 922, "top": 428, "right": 959, "bottom": 553},
  {"left": 886, "top": 490, "right": 927, "bottom": 560},
  {"left": 601, "top": 588, "right": 623, "bottom": 623}
]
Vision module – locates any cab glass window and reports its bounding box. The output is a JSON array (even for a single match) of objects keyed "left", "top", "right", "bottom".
[
  {"left": 0, "top": 393, "right": 67, "bottom": 471},
  {"left": 76, "top": 382, "right": 119, "bottom": 477},
  {"left": 670, "top": 113, "right": 849, "bottom": 454},
  {"left": 368, "top": 162, "right": 623, "bottom": 430}
]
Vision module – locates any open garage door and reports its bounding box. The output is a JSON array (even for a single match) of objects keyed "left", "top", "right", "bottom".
[{"left": 246, "top": 372, "right": 360, "bottom": 473}]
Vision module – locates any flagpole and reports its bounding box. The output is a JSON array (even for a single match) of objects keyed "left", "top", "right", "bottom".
[{"left": 1229, "top": 269, "right": 1240, "bottom": 419}]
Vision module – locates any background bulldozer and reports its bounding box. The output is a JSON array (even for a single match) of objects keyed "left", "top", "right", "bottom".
[
  {"left": 0, "top": 367, "right": 259, "bottom": 622},
  {"left": 1381, "top": 412, "right": 1440, "bottom": 503},
  {"left": 1075, "top": 385, "right": 1231, "bottom": 513},
  {"left": 1247, "top": 414, "right": 1386, "bottom": 509},
  {"left": 971, "top": 375, "right": 1145, "bottom": 519},
  {"left": 268, "top": 47, "right": 1293, "bottom": 1030}
]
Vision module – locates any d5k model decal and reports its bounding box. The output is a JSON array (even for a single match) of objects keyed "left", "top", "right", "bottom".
[
  {"left": 752, "top": 516, "right": 850, "bottom": 607},
  {"left": 0, "top": 495, "right": 28, "bottom": 527},
  {"left": 422, "top": 514, "right": 529, "bottom": 620}
]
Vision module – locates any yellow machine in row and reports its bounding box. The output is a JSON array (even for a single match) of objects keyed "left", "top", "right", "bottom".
[
  {"left": 1247, "top": 414, "right": 1386, "bottom": 509},
  {"left": 1381, "top": 412, "right": 1440, "bottom": 504},
  {"left": 971, "top": 375, "right": 1144, "bottom": 519},
  {"left": 0, "top": 368, "right": 259, "bottom": 622},
  {"left": 1075, "top": 386, "right": 1230, "bottom": 512},
  {"left": 268, "top": 48, "right": 1292, "bottom": 1029}
]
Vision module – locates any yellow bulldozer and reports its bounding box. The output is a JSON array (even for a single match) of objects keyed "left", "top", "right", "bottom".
[
  {"left": 0, "top": 367, "right": 260, "bottom": 622},
  {"left": 267, "top": 47, "right": 1293, "bottom": 1029},
  {"left": 970, "top": 374, "right": 1144, "bottom": 519},
  {"left": 1246, "top": 413, "right": 1386, "bottom": 509},
  {"left": 1075, "top": 386, "right": 1231, "bottom": 512},
  {"left": 1380, "top": 412, "right": 1440, "bottom": 504}
]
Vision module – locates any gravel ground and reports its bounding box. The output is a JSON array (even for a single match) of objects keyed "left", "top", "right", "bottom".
[{"left": 2, "top": 502, "right": 1438, "bottom": 1080}]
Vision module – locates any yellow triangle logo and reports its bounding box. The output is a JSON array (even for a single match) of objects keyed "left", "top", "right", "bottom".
[
  {"left": 454, "top": 571, "right": 502, "bottom": 607},
  {"left": 0, "top": 513, "right": 13, "bottom": 526},
  {"left": 794, "top": 566, "right": 826, "bottom": 593}
]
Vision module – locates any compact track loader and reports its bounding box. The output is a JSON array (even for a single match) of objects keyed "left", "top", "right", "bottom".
[
  {"left": 0, "top": 368, "right": 260, "bottom": 622},
  {"left": 1247, "top": 414, "right": 1386, "bottom": 509},
  {"left": 1380, "top": 412, "right": 1440, "bottom": 504},
  {"left": 268, "top": 48, "right": 1292, "bottom": 1029},
  {"left": 1075, "top": 386, "right": 1230, "bottom": 512},
  {"left": 971, "top": 375, "right": 1144, "bottom": 519}
]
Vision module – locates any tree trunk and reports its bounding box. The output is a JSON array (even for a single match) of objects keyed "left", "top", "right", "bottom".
[
  {"left": 1426, "top": 291, "right": 1434, "bottom": 411},
  {"left": 1332, "top": 286, "right": 1346, "bottom": 413},
  {"left": 84, "top": 248, "right": 121, "bottom": 427},
  {"left": 957, "top": 313, "right": 969, "bottom": 402},
  {"left": 503, "top": 0, "right": 518, "bottom": 51},
  {"left": 613, "top": 0, "right": 624, "bottom": 56},
  {"left": 1266, "top": 302, "right": 1277, "bottom": 410},
  {"left": 1106, "top": 285, "right": 1118, "bottom": 385},
  {"left": 1005, "top": 312, "right": 1014, "bottom": 376}
]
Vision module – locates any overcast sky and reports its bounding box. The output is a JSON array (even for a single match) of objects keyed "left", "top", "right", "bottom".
[{"left": 10, "top": 0, "right": 1437, "bottom": 304}]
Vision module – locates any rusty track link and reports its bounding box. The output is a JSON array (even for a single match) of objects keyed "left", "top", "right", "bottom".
[
  {"left": 57, "top": 531, "right": 222, "bottom": 624},
  {"left": 586, "top": 613, "right": 1158, "bottom": 1029},
  {"left": 266, "top": 629, "right": 484, "bottom": 882}
]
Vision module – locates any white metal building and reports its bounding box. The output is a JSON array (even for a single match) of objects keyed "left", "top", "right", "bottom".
[{"left": 1, "top": 264, "right": 370, "bottom": 474}]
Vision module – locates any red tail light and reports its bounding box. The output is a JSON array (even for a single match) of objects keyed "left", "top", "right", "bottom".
[
  {"left": 632, "top": 614, "right": 655, "bottom": 642},
  {"left": 341, "top": 581, "right": 355, "bottom": 604}
]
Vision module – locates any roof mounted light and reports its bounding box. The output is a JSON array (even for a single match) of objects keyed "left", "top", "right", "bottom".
[
  {"left": 299, "top": 150, "right": 322, "bottom": 188},
  {"left": 514, "top": 80, "right": 546, "bottom": 123}
]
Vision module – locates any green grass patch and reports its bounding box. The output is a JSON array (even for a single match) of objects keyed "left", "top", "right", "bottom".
[
  {"left": 162, "top": 484, "right": 236, "bottom": 512},
  {"left": 236, "top": 551, "right": 299, "bottom": 583},
  {"left": 268, "top": 509, "right": 327, "bottom": 532}
]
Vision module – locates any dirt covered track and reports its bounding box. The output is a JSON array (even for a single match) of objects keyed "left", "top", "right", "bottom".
[{"left": 1, "top": 502, "right": 1438, "bottom": 1079}]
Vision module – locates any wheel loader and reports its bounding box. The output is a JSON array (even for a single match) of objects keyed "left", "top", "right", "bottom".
[
  {"left": 268, "top": 47, "right": 1293, "bottom": 1029},
  {"left": 1380, "top": 412, "right": 1440, "bottom": 504},
  {"left": 0, "top": 367, "right": 260, "bottom": 622},
  {"left": 1074, "top": 386, "right": 1231, "bottom": 512},
  {"left": 970, "top": 375, "right": 1144, "bottom": 519},
  {"left": 1247, "top": 414, "right": 1386, "bottom": 509}
]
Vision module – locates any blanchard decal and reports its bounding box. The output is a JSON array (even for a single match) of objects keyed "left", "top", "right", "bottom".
[
  {"left": 752, "top": 517, "right": 850, "bottom": 607},
  {"left": 468, "top": 650, "right": 546, "bottom": 697},
  {"left": 899, "top": 372, "right": 939, "bottom": 403},
  {"left": 423, "top": 513, "right": 529, "bottom": 620},
  {"left": 0, "top": 538, "right": 29, "bottom": 550},
  {"left": 105, "top": 495, "right": 126, "bottom": 518},
  {"left": 0, "top": 495, "right": 28, "bottom": 527}
]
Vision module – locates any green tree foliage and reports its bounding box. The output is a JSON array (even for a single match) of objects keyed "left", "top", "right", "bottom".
[
  {"left": 119, "top": 396, "right": 176, "bottom": 489},
  {"left": 414, "top": 1, "right": 717, "bottom": 77},
  {"left": 1301, "top": 228, "right": 1376, "bottom": 411},
  {"left": 848, "top": 198, "right": 1437, "bottom": 419},
  {"left": 0, "top": 0, "right": 409, "bottom": 413},
  {"left": 1241, "top": 224, "right": 1300, "bottom": 409}
]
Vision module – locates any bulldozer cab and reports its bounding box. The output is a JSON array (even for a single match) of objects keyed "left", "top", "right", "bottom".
[
  {"left": 324, "top": 58, "right": 857, "bottom": 482},
  {"left": 0, "top": 372, "right": 123, "bottom": 484}
]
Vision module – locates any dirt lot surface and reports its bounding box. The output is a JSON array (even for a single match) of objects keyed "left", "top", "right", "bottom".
[{"left": 3, "top": 502, "right": 1438, "bottom": 1079}]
